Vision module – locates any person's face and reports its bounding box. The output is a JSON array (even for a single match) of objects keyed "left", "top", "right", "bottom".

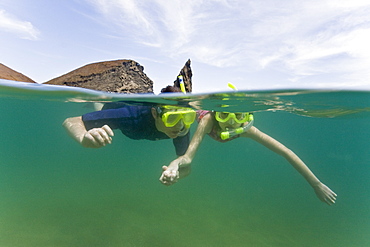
[{"left": 151, "top": 108, "right": 189, "bottom": 138}]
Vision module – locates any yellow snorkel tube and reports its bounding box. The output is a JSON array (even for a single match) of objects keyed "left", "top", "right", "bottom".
[
  {"left": 178, "top": 75, "right": 186, "bottom": 94},
  {"left": 227, "top": 82, "right": 237, "bottom": 90}
]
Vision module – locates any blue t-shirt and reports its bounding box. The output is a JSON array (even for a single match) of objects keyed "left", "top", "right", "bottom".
[{"left": 82, "top": 105, "right": 189, "bottom": 156}]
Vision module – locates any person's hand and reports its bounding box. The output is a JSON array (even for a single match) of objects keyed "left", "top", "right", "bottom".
[
  {"left": 313, "top": 182, "right": 337, "bottom": 205},
  {"left": 81, "top": 125, "right": 114, "bottom": 148},
  {"left": 159, "top": 164, "right": 179, "bottom": 186}
]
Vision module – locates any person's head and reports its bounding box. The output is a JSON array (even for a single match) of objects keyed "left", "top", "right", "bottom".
[
  {"left": 160, "top": 86, "right": 182, "bottom": 93},
  {"left": 151, "top": 105, "right": 196, "bottom": 138},
  {"left": 214, "top": 112, "right": 252, "bottom": 131}
]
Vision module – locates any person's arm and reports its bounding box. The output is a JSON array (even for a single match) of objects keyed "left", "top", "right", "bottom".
[
  {"left": 159, "top": 113, "right": 213, "bottom": 185},
  {"left": 62, "top": 116, "right": 114, "bottom": 148},
  {"left": 243, "top": 126, "right": 337, "bottom": 205}
]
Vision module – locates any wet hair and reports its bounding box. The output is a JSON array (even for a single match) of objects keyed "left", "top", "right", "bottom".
[
  {"left": 156, "top": 85, "right": 189, "bottom": 109},
  {"left": 160, "top": 85, "right": 182, "bottom": 93}
]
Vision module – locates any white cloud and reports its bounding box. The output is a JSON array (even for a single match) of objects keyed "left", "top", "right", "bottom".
[
  {"left": 86, "top": 0, "right": 370, "bottom": 87},
  {"left": 87, "top": 0, "right": 159, "bottom": 46},
  {"left": 0, "top": 9, "right": 40, "bottom": 40},
  {"left": 256, "top": 3, "right": 370, "bottom": 86},
  {"left": 86, "top": 0, "right": 230, "bottom": 53}
]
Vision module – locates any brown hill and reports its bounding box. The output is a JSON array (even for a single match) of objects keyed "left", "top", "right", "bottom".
[
  {"left": 0, "top": 63, "right": 36, "bottom": 83},
  {"left": 45, "top": 60, "right": 154, "bottom": 94}
]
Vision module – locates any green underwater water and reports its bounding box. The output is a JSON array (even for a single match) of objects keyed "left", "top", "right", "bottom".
[{"left": 0, "top": 81, "right": 369, "bottom": 246}]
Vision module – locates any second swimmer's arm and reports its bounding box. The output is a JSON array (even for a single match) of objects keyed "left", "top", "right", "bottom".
[
  {"left": 177, "top": 113, "right": 213, "bottom": 166},
  {"left": 243, "top": 127, "right": 337, "bottom": 205},
  {"left": 159, "top": 114, "right": 213, "bottom": 185},
  {"left": 182, "top": 114, "right": 254, "bottom": 163},
  {"left": 243, "top": 127, "right": 320, "bottom": 185}
]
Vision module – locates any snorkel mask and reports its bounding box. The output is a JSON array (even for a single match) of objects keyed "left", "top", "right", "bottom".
[
  {"left": 216, "top": 112, "right": 254, "bottom": 140},
  {"left": 156, "top": 105, "right": 196, "bottom": 129},
  {"left": 215, "top": 112, "right": 251, "bottom": 124}
]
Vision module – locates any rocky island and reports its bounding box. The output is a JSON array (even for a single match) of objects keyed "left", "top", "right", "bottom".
[
  {"left": 0, "top": 63, "right": 36, "bottom": 83},
  {"left": 1, "top": 59, "right": 193, "bottom": 94},
  {"left": 45, "top": 60, "right": 154, "bottom": 94}
]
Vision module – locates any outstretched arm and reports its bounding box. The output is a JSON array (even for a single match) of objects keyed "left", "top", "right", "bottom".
[
  {"left": 243, "top": 126, "right": 337, "bottom": 205},
  {"left": 62, "top": 116, "right": 114, "bottom": 148},
  {"left": 160, "top": 113, "right": 213, "bottom": 185}
]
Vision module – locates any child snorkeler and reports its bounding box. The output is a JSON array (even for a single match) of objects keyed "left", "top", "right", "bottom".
[
  {"left": 159, "top": 110, "right": 337, "bottom": 205},
  {"left": 62, "top": 104, "right": 196, "bottom": 156},
  {"left": 62, "top": 86, "right": 196, "bottom": 156}
]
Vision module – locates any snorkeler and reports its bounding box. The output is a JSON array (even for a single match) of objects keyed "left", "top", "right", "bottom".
[
  {"left": 159, "top": 110, "right": 337, "bottom": 205},
  {"left": 62, "top": 104, "right": 196, "bottom": 156},
  {"left": 63, "top": 85, "right": 197, "bottom": 156}
]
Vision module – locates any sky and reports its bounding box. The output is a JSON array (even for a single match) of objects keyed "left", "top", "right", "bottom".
[{"left": 1, "top": 0, "right": 370, "bottom": 93}]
